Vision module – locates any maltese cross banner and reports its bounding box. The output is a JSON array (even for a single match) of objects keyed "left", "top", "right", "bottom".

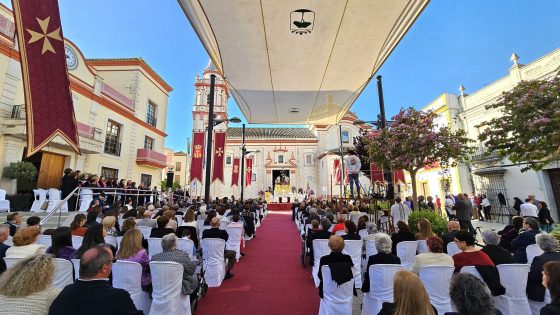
[{"left": 12, "top": 0, "right": 80, "bottom": 156}]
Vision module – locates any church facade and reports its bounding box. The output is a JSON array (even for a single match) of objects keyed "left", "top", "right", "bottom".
[{"left": 189, "top": 62, "right": 373, "bottom": 200}]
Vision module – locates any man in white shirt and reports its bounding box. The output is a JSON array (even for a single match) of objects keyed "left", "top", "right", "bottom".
[
  {"left": 390, "top": 197, "right": 412, "bottom": 231},
  {"left": 444, "top": 195, "right": 455, "bottom": 220},
  {"left": 520, "top": 198, "right": 538, "bottom": 218},
  {"left": 344, "top": 150, "right": 362, "bottom": 198}
]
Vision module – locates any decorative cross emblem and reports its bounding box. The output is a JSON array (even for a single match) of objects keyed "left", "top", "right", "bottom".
[
  {"left": 193, "top": 144, "right": 203, "bottom": 158},
  {"left": 233, "top": 165, "right": 238, "bottom": 173},
  {"left": 215, "top": 147, "right": 223, "bottom": 157},
  {"left": 27, "top": 17, "right": 62, "bottom": 54},
  {"left": 246, "top": 167, "right": 252, "bottom": 173}
]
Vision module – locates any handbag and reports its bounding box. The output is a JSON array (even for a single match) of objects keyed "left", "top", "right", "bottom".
[{"left": 40, "top": 201, "right": 48, "bottom": 210}]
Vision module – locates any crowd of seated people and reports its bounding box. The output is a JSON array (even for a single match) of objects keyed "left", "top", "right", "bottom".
[
  {"left": 0, "top": 193, "right": 267, "bottom": 314},
  {"left": 292, "top": 196, "right": 560, "bottom": 315}
]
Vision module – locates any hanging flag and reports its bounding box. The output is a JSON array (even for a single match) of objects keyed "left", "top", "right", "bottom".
[
  {"left": 231, "top": 157, "right": 240, "bottom": 186},
  {"left": 393, "top": 169, "right": 406, "bottom": 184},
  {"left": 245, "top": 158, "right": 252, "bottom": 186},
  {"left": 370, "top": 163, "right": 385, "bottom": 182},
  {"left": 190, "top": 132, "right": 205, "bottom": 183},
  {"left": 12, "top": 0, "right": 79, "bottom": 157},
  {"left": 212, "top": 131, "right": 226, "bottom": 183},
  {"left": 334, "top": 159, "right": 341, "bottom": 184}
]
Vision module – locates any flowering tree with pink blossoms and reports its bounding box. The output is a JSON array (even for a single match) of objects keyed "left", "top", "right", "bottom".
[
  {"left": 366, "top": 107, "right": 473, "bottom": 210},
  {"left": 478, "top": 72, "right": 560, "bottom": 172}
]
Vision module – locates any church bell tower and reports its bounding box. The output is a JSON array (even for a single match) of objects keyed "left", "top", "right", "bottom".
[{"left": 192, "top": 60, "right": 230, "bottom": 132}]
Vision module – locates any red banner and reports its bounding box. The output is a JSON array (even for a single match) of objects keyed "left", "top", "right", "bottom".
[
  {"left": 245, "top": 158, "right": 252, "bottom": 186},
  {"left": 370, "top": 163, "right": 385, "bottom": 182},
  {"left": 190, "top": 132, "right": 205, "bottom": 183},
  {"left": 334, "top": 159, "right": 341, "bottom": 184},
  {"left": 212, "top": 132, "right": 226, "bottom": 183},
  {"left": 231, "top": 157, "right": 240, "bottom": 186},
  {"left": 13, "top": 0, "right": 79, "bottom": 157},
  {"left": 394, "top": 169, "right": 406, "bottom": 183}
]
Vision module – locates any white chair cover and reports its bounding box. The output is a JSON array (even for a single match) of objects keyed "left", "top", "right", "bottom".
[
  {"left": 177, "top": 238, "right": 196, "bottom": 261},
  {"left": 52, "top": 258, "right": 74, "bottom": 289},
  {"left": 361, "top": 264, "right": 404, "bottom": 315},
  {"left": 350, "top": 213, "right": 361, "bottom": 225},
  {"left": 3, "top": 257, "right": 22, "bottom": 269},
  {"left": 72, "top": 236, "right": 83, "bottom": 249},
  {"left": 30, "top": 189, "right": 45, "bottom": 212},
  {"left": 447, "top": 242, "right": 461, "bottom": 257},
  {"left": 175, "top": 215, "right": 183, "bottom": 226},
  {"left": 358, "top": 229, "right": 368, "bottom": 239},
  {"left": 138, "top": 226, "right": 153, "bottom": 239},
  {"left": 148, "top": 238, "right": 164, "bottom": 258},
  {"left": 36, "top": 235, "right": 52, "bottom": 248},
  {"left": 71, "top": 258, "right": 80, "bottom": 280},
  {"left": 149, "top": 261, "right": 191, "bottom": 315},
  {"left": 312, "top": 239, "right": 331, "bottom": 287},
  {"left": 419, "top": 265, "right": 454, "bottom": 314},
  {"left": 396, "top": 241, "right": 418, "bottom": 270},
  {"left": 201, "top": 238, "right": 226, "bottom": 287},
  {"left": 526, "top": 244, "right": 544, "bottom": 265},
  {"left": 494, "top": 264, "right": 531, "bottom": 315},
  {"left": 113, "top": 260, "right": 152, "bottom": 314},
  {"left": 47, "top": 188, "right": 68, "bottom": 212},
  {"left": 459, "top": 266, "right": 483, "bottom": 280},
  {"left": 417, "top": 240, "right": 429, "bottom": 254},
  {"left": 78, "top": 188, "right": 94, "bottom": 211},
  {"left": 0, "top": 189, "right": 10, "bottom": 212},
  {"left": 226, "top": 226, "right": 243, "bottom": 261},
  {"left": 342, "top": 240, "right": 363, "bottom": 287},
  {"left": 105, "top": 236, "right": 118, "bottom": 249},
  {"left": 318, "top": 265, "right": 353, "bottom": 315},
  {"left": 362, "top": 239, "right": 378, "bottom": 277},
  {"left": 118, "top": 218, "right": 125, "bottom": 226},
  {"left": 196, "top": 220, "right": 206, "bottom": 238},
  {"left": 5, "top": 235, "right": 13, "bottom": 246},
  {"left": 529, "top": 290, "right": 551, "bottom": 315}
]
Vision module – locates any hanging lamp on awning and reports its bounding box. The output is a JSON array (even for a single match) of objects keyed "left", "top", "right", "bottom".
[{"left": 178, "top": 0, "right": 430, "bottom": 124}]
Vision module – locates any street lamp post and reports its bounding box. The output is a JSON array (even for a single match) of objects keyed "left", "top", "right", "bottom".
[
  {"left": 203, "top": 74, "right": 216, "bottom": 205},
  {"left": 376, "top": 75, "right": 394, "bottom": 200}
]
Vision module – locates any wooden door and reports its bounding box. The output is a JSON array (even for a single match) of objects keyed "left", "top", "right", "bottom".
[{"left": 37, "top": 152, "right": 65, "bottom": 189}]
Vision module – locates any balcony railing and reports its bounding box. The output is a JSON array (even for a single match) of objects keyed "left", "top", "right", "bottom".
[
  {"left": 471, "top": 143, "right": 501, "bottom": 162},
  {"left": 101, "top": 83, "right": 135, "bottom": 111},
  {"left": 11, "top": 105, "right": 22, "bottom": 119},
  {"left": 136, "top": 148, "right": 167, "bottom": 168}
]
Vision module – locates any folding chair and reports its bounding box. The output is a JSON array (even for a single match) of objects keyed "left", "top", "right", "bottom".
[
  {"left": 419, "top": 265, "right": 454, "bottom": 314},
  {"left": 318, "top": 265, "right": 353, "bottom": 315},
  {"left": 113, "top": 260, "right": 152, "bottom": 314},
  {"left": 494, "top": 264, "right": 531, "bottom": 315},
  {"left": 149, "top": 261, "right": 191, "bottom": 315},
  {"left": 361, "top": 264, "right": 404, "bottom": 315}
]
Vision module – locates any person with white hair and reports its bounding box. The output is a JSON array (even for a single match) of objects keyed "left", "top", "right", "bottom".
[
  {"left": 480, "top": 230, "right": 514, "bottom": 266},
  {"left": 526, "top": 234, "right": 560, "bottom": 303},
  {"left": 361, "top": 233, "right": 401, "bottom": 293},
  {"left": 151, "top": 234, "right": 199, "bottom": 299}
]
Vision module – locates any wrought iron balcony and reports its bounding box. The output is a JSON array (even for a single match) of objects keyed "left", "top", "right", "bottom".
[{"left": 470, "top": 143, "right": 501, "bottom": 162}]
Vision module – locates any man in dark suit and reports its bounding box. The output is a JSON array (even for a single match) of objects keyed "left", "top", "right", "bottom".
[
  {"left": 48, "top": 244, "right": 142, "bottom": 315},
  {"left": 202, "top": 217, "right": 236, "bottom": 279},
  {"left": 60, "top": 168, "right": 79, "bottom": 211},
  {"left": 0, "top": 224, "right": 10, "bottom": 273},
  {"left": 512, "top": 217, "right": 540, "bottom": 263},
  {"left": 150, "top": 216, "right": 175, "bottom": 238},
  {"left": 481, "top": 230, "right": 514, "bottom": 265}
]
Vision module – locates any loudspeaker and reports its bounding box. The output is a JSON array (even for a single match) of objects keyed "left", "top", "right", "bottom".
[{"left": 166, "top": 172, "right": 174, "bottom": 187}]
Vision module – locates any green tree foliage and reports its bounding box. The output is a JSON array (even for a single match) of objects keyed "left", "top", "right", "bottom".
[
  {"left": 408, "top": 210, "right": 448, "bottom": 237},
  {"left": 365, "top": 107, "right": 473, "bottom": 209},
  {"left": 478, "top": 72, "right": 560, "bottom": 171},
  {"left": 160, "top": 180, "right": 182, "bottom": 192},
  {"left": 2, "top": 161, "right": 37, "bottom": 181}
]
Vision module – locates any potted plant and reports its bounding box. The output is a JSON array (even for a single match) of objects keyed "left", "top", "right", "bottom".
[{"left": 2, "top": 161, "right": 37, "bottom": 211}]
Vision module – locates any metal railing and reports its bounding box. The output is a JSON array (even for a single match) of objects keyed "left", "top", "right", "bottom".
[
  {"left": 39, "top": 186, "right": 191, "bottom": 228},
  {"left": 11, "top": 105, "right": 22, "bottom": 119}
]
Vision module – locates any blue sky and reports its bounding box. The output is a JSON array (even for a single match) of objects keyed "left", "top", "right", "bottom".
[{"left": 2, "top": 1, "right": 559, "bottom": 152}]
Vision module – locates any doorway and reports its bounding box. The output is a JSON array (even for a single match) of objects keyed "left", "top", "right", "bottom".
[{"left": 37, "top": 152, "right": 66, "bottom": 189}]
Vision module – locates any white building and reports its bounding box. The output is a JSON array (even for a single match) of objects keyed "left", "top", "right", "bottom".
[
  {"left": 459, "top": 49, "right": 560, "bottom": 220},
  {"left": 190, "top": 62, "right": 373, "bottom": 200}
]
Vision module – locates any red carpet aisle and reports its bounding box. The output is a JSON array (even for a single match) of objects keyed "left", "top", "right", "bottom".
[
  {"left": 265, "top": 203, "right": 292, "bottom": 211},
  {"left": 196, "top": 210, "right": 320, "bottom": 315}
]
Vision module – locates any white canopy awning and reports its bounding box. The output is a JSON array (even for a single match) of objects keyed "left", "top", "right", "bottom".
[{"left": 179, "top": 0, "right": 429, "bottom": 124}]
